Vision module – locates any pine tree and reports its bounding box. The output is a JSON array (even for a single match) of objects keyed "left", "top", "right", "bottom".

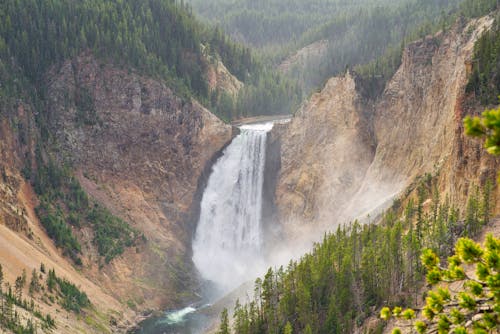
[
  {"left": 217, "top": 308, "right": 230, "bottom": 334},
  {"left": 29, "top": 269, "right": 40, "bottom": 296}
]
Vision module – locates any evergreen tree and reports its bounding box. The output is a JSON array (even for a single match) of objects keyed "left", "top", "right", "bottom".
[{"left": 217, "top": 308, "right": 230, "bottom": 334}]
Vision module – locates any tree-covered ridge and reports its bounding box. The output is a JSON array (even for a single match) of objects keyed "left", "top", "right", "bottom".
[
  {"left": 352, "top": 0, "right": 500, "bottom": 101},
  {"left": 219, "top": 177, "right": 493, "bottom": 334},
  {"left": 0, "top": 0, "right": 249, "bottom": 99},
  {"left": 189, "top": 0, "right": 463, "bottom": 93},
  {"left": 466, "top": 12, "right": 500, "bottom": 106},
  {"left": 0, "top": 0, "right": 302, "bottom": 120},
  {"left": 188, "top": 0, "right": 397, "bottom": 49}
]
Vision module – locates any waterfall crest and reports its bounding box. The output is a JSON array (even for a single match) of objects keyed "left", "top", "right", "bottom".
[{"left": 192, "top": 122, "right": 273, "bottom": 294}]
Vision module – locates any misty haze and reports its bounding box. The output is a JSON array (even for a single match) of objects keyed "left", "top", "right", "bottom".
[{"left": 0, "top": 0, "right": 499, "bottom": 334}]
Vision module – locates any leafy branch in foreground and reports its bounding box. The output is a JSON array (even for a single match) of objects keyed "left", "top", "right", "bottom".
[
  {"left": 381, "top": 234, "right": 500, "bottom": 333},
  {"left": 464, "top": 107, "right": 500, "bottom": 156}
]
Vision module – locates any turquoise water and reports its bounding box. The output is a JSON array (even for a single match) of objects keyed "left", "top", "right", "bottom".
[{"left": 134, "top": 306, "right": 211, "bottom": 334}]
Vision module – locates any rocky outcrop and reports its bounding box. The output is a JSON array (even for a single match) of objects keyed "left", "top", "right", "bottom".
[
  {"left": 0, "top": 100, "right": 135, "bottom": 332},
  {"left": 42, "top": 53, "right": 233, "bottom": 310},
  {"left": 276, "top": 73, "right": 375, "bottom": 237},
  {"left": 278, "top": 40, "right": 329, "bottom": 75},
  {"left": 206, "top": 57, "right": 243, "bottom": 97},
  {"left": 275, "top": 16, "right": 499, "bottom": 238}
]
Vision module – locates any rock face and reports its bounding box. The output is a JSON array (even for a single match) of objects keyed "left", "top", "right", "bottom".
[
  {"left": 278, "top": 40, "right": 329, "bottom": 75},
  {"left": 0, "top": 100, "right": 136, "bottom": 332},
  {"left": 206, "top": 57, "right": 243, "bottom": 97},
  {"left": 276, "top": 73, "right": 375, "bottom": 237},
  {"left": 42, "top": 53, "right": 233, "bottom": 309},
  {"left": 275, "top": 16, "right": 500, "bottom": 238}
]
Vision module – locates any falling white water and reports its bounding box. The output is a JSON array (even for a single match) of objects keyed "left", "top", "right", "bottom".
[{"left": 192, "top": 122, "right": 274, "bottom": 294}]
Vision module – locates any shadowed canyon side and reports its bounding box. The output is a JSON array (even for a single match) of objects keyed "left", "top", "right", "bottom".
[
  {"left": 0, "top": 51, "right": 238, "bottom": 333},
  {"left": 43, "top": 53, "right": 234, "bottom": 310},
  {"left": 275, "top": 15, "right": 500, "bottom": 241}
]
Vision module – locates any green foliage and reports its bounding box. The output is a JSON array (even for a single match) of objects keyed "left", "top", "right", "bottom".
[
  {"left": 217, "top": 308, "right": 230, "bottom": 334},
  {"left": 190, "top": 0, "right": 471, "bottom": 95},
  {"left": 55, "top": 276, "right": 90, "bottom": 313},
  {"left": 460, "top": 0, "right": 499, "bottom": 18},
  {"left": 382, "top": 235, "right": 500, "bottom": 333},
  {"left": 465, "top": 107, "right": 500, "bottom": 156},
  {"left": 465, "top": 13, "right": 500, "bottom": 105},
  {"left": 46, "top": 268, "right": 90, "bottom": 313},
  {"left": 36, "top": 200, "right": 82, "bottom": 264},
  {"left": 0, "top": 263, "right": 58, "bottom": 333},
  {"left": 222, "top": 177, "right": 493, "bottom": 334},
  {"left": 87, "top": 205, "right": 138, "bottom": 263},
  {"left": 33, "top": 153, "right": 138, "bottom": 264},
  {"left": 0, "top": 0, "right": 208, "bottom": 98}
]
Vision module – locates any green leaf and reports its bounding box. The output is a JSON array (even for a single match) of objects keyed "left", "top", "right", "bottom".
[
  {"left": 465, "top": 281, "right": 483, "bottom": 296},
  {"left": 421, "top": 248, "right": 440, "bottom": 269},
  {"left": 458, "top": 292, "right": 476, "bottom": 310},
  {"left": 427, "top": 268, "right": 442, "bottom": 285},
  {"left": 455, "top": 238, "right": 483, "bottom": 263},
  {"left": 392, "top": 306, "right": 403, "bottom": 317},
  {"left": 380, "top": 307, "right": 391, "bottom": 321},
  {"left": 450, "top": 308, "right": 465, "bottom": 325},
  {"left": 401, "top": 309, "right": 415, "bottom": 320},
  {"left": 454, "top": 326, "right": 467, "bottom": 334},
  {"left": 414, "top": 321, "right": 427, "bottom": 334}
]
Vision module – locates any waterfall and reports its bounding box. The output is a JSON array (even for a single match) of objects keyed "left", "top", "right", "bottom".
[{"left": 192, "top": 122, "right": 273, "bottom": 295}]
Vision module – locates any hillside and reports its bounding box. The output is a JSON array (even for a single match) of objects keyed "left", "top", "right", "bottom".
[
  {"left": 275, "top": 15, "right": 499, "bottom": 239},
  {"left": 188, "top": 0, "right": 469, "bottom": 93},
  {"left": 219, "top": 11, "right": 500, "bottom": 334},
  {"left": 0, "top": 0, "right": 253, "bottom": 332}
]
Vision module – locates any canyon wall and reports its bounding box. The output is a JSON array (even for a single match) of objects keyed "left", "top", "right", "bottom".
[
  {"left": 0, "top": 53, "right": 235, "bottom": 332},
  {"left": 275, "top": 16, "right": 500, "bottom": 240},
  {"left": 44, "top": 53, "right": 234, "bottom": 309}
]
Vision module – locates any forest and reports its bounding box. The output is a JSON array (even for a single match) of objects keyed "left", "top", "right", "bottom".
[
  {"left": 218, "top": 176, "right": 495, "bottom": 334},
  {"left": 0, "top": 0, "right": 300, "bottom": 121},
  {"left": 466, "top": 11, "right": 500, "bottom": 105},
  {"left": 189, "top": 0, "right": 500, "bottom": 95}
]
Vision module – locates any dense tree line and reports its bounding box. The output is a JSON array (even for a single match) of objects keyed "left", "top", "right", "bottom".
[
  {"left": 190, "top": 0, "right": 500, "bottom": 96},
  {"left": 219, "top": 177, "right": 493, "bottom": 334},
  {"left": 188, "top": 0, "right": 464, "bottom": 93},
  {"left": 0, "top": 0, "right": 301, "bottom": 120},
  {"left": 353, "top": 0, "right": 500, "bottom": 100},
  {"left": 188, "top": 0, "right": 410, "bottom": 50},
  {"left": 0, "top": 0, "right": 249, "bottom": 99},
  {"left": 466, "top": 12, "right": 500, "bottom": 105}
]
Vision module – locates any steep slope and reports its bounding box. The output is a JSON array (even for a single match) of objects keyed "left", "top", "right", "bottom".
[
  {"left": 275, "top": 15, "right": 500, "bottom": 239},
  {"left": 0, "top": 101, "right": 135, "bottom": 332},
  {"left": 44, "top": 53, "right": 233, "bottom": 309},
  {"left": 275, "top": 72, "right": 375, "bottom": 236},
  {"left": 0, "top": 53, "right": 234, "bottom": 332}
]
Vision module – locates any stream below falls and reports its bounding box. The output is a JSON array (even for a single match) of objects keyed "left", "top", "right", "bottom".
[{"left": 136, "top": 122, "right": 275, "bottom": 333}]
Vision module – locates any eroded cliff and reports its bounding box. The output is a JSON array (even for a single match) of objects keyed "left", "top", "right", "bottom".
[
  {"left": 275, "top": 15, "right": 500, "bottom": 239},
  {"left": 0, "top": 52, "right": 234, "bottom": 332},
  {"left": 44, "top": 53, "right": 233, "bottom": 309}
]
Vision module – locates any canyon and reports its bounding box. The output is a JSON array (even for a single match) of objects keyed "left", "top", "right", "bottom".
[{"left": 0, "top": 9, "right": 499, "bottom": 334}]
